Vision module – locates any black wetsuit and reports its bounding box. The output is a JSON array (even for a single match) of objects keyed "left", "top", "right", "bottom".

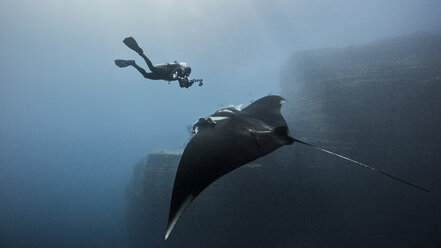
[
  {"left": 132, "top": 54, "right": 182, "bottom": 81},
  {"left": 116, "top": 37, "right": 202, "bottom": 88},
  {"left": 132, "top": 56, "right": 196, "bottom": 88}
]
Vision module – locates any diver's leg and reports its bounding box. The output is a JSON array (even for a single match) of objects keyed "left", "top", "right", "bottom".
[
  {"left": 131, "top": 63, "right": 159, "bottom": 79},
  {"left": 115, "top": 59, "right": 160, "bottom": 79},
  {"left": 139, "top": 54, "right": 157, "bottom": 72},
  {"left": 123, "top": 37, "right": 144, "bottom": 55},
  {"left": 122, "top": 37, "right": 157, "bottom": 72},
  {"left": 115, "top": 59, "right": 135, "bottom": 68},
  {"left": 115, "top": 59, "right": 158, "bottom": 79}
]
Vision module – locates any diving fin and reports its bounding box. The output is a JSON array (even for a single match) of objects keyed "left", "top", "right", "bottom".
[
  {"left": 293, "top": 138, "right": 430, "bottom": 193},
  {"left": 114, "top": 59, "right": 135, "bottom": 68},
  {"left": 123, "top": 37, "right": 144, "bottom": 55}
]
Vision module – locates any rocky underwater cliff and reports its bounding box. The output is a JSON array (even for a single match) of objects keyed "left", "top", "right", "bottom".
[{"left": 126, "top": 33, "right": 441, "bottom": 248}]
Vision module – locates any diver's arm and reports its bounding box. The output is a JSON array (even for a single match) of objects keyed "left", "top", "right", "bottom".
[{"left": 188, "top": 78, "right": 203, "bottom": 86}]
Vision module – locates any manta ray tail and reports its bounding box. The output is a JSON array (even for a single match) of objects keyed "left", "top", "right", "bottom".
[{"left": 292, "top": 138, "right": 430, "bottom": 193}]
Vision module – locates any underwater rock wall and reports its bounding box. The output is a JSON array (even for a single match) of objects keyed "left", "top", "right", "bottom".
[
  {"left": 280, "top": 32, "right": 441, "bottom": 193},
  {"left": 126, "top": 33, "right": 441, "bottom": 248},
  {"left": 278, "top": 32, "right": 441, "bottom": 247}
]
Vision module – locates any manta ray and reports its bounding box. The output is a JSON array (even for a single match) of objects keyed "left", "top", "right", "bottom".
[{"left": 165, "top": 95, "right": 428, "bottom": 240}]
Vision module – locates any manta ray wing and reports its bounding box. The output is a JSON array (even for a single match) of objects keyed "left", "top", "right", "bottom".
[{"left": 165, "top": 95, "right": 293, "bottom": 239}]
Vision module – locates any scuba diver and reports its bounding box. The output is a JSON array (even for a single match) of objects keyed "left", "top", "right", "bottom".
[{"left": 115, "top": 37, "right": 203, "bottom": 88}]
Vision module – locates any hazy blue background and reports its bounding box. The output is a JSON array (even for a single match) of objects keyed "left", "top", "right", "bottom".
[{"left": 1, "top": 0, "right": 440, "bottom": 247}]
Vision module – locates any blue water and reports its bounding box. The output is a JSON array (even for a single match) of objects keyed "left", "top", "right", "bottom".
[{"left": 1, "top": 1, "right": 440, "bottom": 247}]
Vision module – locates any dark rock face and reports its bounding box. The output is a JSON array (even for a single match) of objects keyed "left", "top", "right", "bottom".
[
  {"left": 127, "top": 33, "right": 441, "bottom": 248},
  {"left": 279, "top": 32, "right": 441, "bottom": 247},
  {"left": 126, "top": 152, "right": 179, "bottom": 248}
]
